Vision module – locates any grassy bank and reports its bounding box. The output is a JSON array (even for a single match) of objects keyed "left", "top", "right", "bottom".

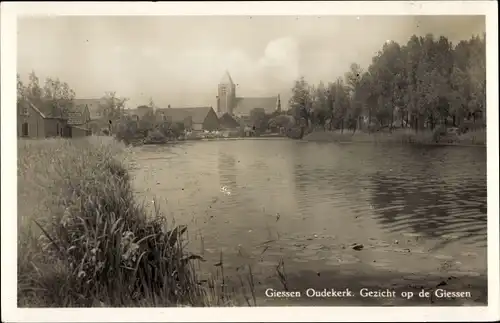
[
  {"left": 17, "top": 137, "right": 239, "bottom": 307},
  {"left": 302, "top": 128, "right": 486, "bottom": 146}
]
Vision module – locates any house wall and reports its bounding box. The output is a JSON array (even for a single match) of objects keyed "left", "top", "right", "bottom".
[
  {"left": 155, "top": 113, "right": 167, "bottom": 124},
  {"left": 192, "top": 123, "right": 203, "bottom": 131},
  {"left": 202, "top": 109, "right": 220, "bottom": 131},
  {"left": 44, "top": 118, "right": 67, "bottom": 137},
  {"left": 17, "top": 103, "right": 45, "bottom": 138},
  {"left": 71, "top": 126, "right": 92, "bottom": 138}
]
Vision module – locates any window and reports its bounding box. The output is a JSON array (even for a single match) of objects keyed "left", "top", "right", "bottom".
[
  {"left": 220, "top": 86, "right": 226, "bottom": 96},
  {"left": 22, "top": 122, "right": 29, "bottom": 137},
  {"left": 19, "top": 103, "right": 29, "bottom": 116}
]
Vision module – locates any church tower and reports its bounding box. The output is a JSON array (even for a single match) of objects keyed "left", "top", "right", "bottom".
[{"left": 217, "top": 71, "right": 236, "bottom": 115}]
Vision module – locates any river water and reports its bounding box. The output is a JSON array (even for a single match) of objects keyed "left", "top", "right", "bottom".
[{"left": 129, "top": 139, "right": 487, "bottom": 306}]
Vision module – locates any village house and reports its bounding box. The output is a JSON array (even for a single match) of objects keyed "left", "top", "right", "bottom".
[
  {"left": 72, "top": 98, "right": 110, "bottom": 134},
  {"left": 17, "top": 99, "right": 91, "bottom": 139},
  {"left": 155, "top": 106, "right": 220, "bottom": 132},
  {"left": 66, "top": 103, "right": 93, "bottom": 137},
  {"left": 218, "top": 113, "right": 241, "bottom": 129}
]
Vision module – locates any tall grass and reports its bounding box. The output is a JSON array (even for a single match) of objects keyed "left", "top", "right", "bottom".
[{"left": 17, "top": 137, "right": 240, "bottom": 307}]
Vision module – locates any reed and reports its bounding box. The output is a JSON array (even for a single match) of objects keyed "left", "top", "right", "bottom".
[{"left": 17, "top": 137, "right": 253, "bottom": 307}]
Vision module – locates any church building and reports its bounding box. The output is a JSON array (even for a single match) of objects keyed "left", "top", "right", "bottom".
[{"left": 216, "top": 71, "right": 281, "bottom": 118}]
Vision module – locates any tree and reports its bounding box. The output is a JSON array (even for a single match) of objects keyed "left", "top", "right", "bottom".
[
  {"left": 357, "top": 72, "right": 377, "bottom": 132},
  {"left": 309, "top": 81, "right": 329, "bottom": 129},
  {"left": 17, "top": 71, "right": 76, "bottom": 118},
  {"left": 249, "top": 108, "right": 269, "bottom": 133},
  {"left": 328, "top": 78, "right": 350, "bottom": 132},
  {"left": 25, "top": 71, "right": 43, "bottom": 104},
  {"left": 268, "top": 114, "right": 294, "bottom": 132},
  {"left": 289, "top": 76, "right": 312, "bottom": 130},
  {"left": 99, "top": 91, "right": 128, "bottom": 121},
  {"left": 344, "top": 63, "right": 364, "bottom": 132},
  {"left": 17, "top": 74, "right": 26, "bottom": 101},
  {"left": 467, "top": 35, "right": 486, "bottom": 124},
  {"left": 287, "top": 32, "right": 486, "bottom": 138},
  {"left": 43, "top": 77, "right": 76, "bottom": 117}
]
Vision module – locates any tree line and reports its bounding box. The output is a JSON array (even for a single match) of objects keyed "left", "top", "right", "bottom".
[
  {"left": 17, "top": 72, "right": 127, "bottom": 120},
  {"left": 288, "top": 32, "right": 486, "bottom": 135}
]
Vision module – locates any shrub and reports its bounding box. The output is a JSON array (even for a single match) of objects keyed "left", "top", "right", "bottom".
[
  {"left": 457, "top": 129, "right": 486, "bottom": 145},
  {"left": 145, "top": 129, "right": 167, "bottom": 144},
  {"left": 432, "top": 125, "right": 447, "bottom": 142}
]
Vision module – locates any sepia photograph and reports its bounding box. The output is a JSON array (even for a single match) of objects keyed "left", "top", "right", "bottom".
[{"left": 1, "top": 1, "right": 499, "bottom": 322}]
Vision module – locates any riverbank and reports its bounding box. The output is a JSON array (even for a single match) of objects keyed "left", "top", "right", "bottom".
[
  {"left": 137, "top": 133, "right": 286, "bottom": 145},
  {"left": 302, "top": 129, "right": 486, "bottom": 147},
  {"left": 17, "top": 137, "right": 248, "bottom": 307}
]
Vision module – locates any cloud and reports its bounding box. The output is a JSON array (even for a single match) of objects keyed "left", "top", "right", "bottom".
[
  {"left": 17, "top": 16, "right": 484, "bottom": 109},
  {"left": 258, "top": 36, "right": 300, "bottom": 84},
  {"left": 142, "top": 36, "right": 299, "bottom": 103}
]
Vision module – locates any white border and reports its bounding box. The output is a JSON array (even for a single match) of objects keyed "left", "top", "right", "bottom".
[{"left": 1, "top": 1, "right": 498, "bottom": 322}]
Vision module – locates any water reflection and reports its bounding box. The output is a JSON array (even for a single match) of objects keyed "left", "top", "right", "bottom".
[{"left": 370, "top": 172, "right": 487, "bottom": 248}]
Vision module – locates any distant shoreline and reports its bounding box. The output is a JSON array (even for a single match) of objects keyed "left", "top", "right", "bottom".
[
  {"left": 306, "top": 140, "right": 486, "bottom": 148},
  {"left": 301, "top": 130, "right": 486, "bottom": 148},
  {"left": 134, "top": 129, "right": 486, "bottom": 148},
  {"left": 139, "top": 134, "right": 288, "bottom": 145}
]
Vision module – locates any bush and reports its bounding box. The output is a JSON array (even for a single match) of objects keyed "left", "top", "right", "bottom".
[
  {"left": 432, "top": 125, "right": 447, "bottom": 142},
  {"left": 145, "top": 129, "right": 168, "bottom": 144},
  {"left": 457, "top": 129, "right": 486, "bottom": 145}
]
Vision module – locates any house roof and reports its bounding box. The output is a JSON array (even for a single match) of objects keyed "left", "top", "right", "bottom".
[
  {"left": 20, "top": 99, "right": 67, "bottom": 119},
  {"left": 73, "top": 98, "right": 107, "bottom": 120},
  {"left": 233, "top": 96, "right": 278, "bottom": 116},
  {"left": 67, "top": 104, "right": 88, "bottom": 125},
  {"left": 155, "top": 107, "right": 214, "bottom": 124},
  {"left": 18, "top": 100, "right": 48, "bottom": 118},
  {"left": 20, "top": 98, "right": 96, "bottom": 121},
  {"left": 70, "top": 125, "right": 91, "bottom": 131},
  {"left": 219, "top": 113, "right": 240, "bottom": 128}
]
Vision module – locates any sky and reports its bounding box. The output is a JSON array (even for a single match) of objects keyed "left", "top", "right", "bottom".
[{"left": 17, "top": 15, "right": 485, "bottom": 109}]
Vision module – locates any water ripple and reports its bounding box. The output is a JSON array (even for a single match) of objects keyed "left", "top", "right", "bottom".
[{"left": 130, "top": 140, "right": 487, "bottom": 281}]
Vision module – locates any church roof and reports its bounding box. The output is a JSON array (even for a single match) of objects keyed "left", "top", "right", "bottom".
[
  {"left": 155, "top": 106, "right": 215, "bottom": 124},
  {"left": 233, "top": 96, "right": 278, "bottom": 116},
  {"left": 220, "top": 71, "right": 234, "bottom": 85}
]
